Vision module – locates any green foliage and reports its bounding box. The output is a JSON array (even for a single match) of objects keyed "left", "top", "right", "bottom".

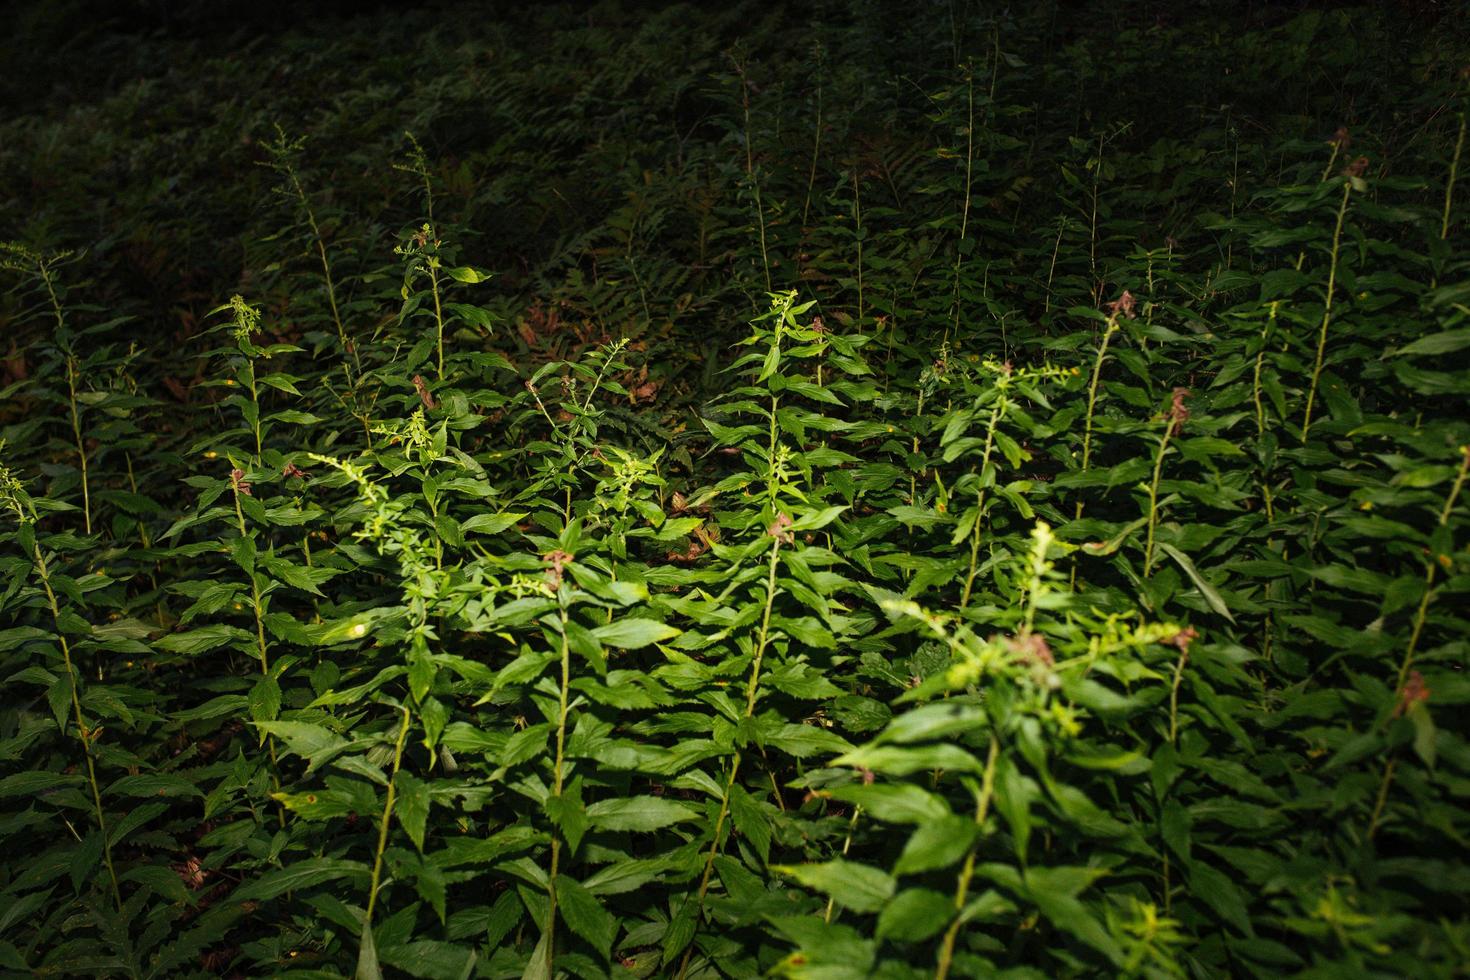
[{"left": 2, "top": 1, "right": 1469, "bottom": 977}]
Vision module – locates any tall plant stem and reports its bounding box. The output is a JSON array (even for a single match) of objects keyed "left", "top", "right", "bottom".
[
  {"left": 292, "top": 180, "right": 353, "bottom": 374},
  {"left": 29, "top": 534, "right": 121, "bottom": 910},
  {"left": 801, "top": 43, "right": 823, "bottom": 229},
  {"left": 1077, "top": 317, "right": 1119, "bottom": 491},
  {"left": 960, "top": 401, "right": 1003, "bottom": 608},
  {"left": 822, "top": 805, "right": 863, "bottom": 923},
  {"left": 315, "top": 233, "right": 350, "bottom": 370},
  {"left": 1073, "top": 315, "right": 1120, "bottom": 529},
  {"left": 935, "top": 735, "right": 1000, "bottom": 980},
  {"left": 1160, "top": 642, "right": 1189, "bottom": 917},
  {"left": 852, "top": 171, "right": 864, "bottom": 327},
  {"left": 39, "top": 261, "right": 92, "bottom": 536},
  {"left": 732, "top": 55, "right": 771, "bottom": 293},
  {"left": 1142, "top": 422, "right": 1176, "bottom": 578},
  {"left": 1043, "top": 216, "right": 1065, "bottom": 315},
  {"left": 270, "top": 133, "right": 358, "bottom": 377},
  {"left": 64, "top": 356, "right": 92, "bottom": 535},
  {"left": 1367, "top": 446, "right": 1469, "bottom": 840},
  {"left": 232, "top": 489, "right": 272, "bottom": 680},
  {"left": 544, "top": 598, "right": 574, "bottom": 972},
  {"left": 1088, "top": 130, "right": 1103, "bottom": 292},
  {"left": 1168, "top": 648, "right": 1190, "bottom": 747},
  {"left": 233, "top": 482, "right": 281, "bottom": 787},
  {"left": 430, "top": 260, "right": 446, "bottom": 381},
  {"left": 362, "top": 706, "right": 412, "bottom": 941},
  {"left": 245, "top": 360, "right": 264, "bottom": 461},
  {"left": 1319, "top": 140, "right": 1342, "bottom": 184},
  {"left": 1252, "top": 302, "right": 1279, "bottom": 438},
  {"left": 946, "top": 61, "right": 976, "bottom": 347},
  {"left": 1300, "top": 179, "right": 1352, "bottom": 442},
  {"left": 1443, "top": 112, "right": 1466, "bottom": 241},
  {"left": 676, "top": 535, "right": 783, "bottom": 980},
  {"left": 1393, "top": 446, "right": 1470, "bottom": 692},
  {"left": 1434, "top": 112, "right": 1467, "bottom": 289}
]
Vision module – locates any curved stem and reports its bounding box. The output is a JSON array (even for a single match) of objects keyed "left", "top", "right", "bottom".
[
  {"left": 935, "top": 735, "right": 1000, "bottom": 980},
  {"left": 1143, "top": 424, "right": 1174, "bottom": 579},
  {"left": 677, "top": 535, "right": 783, "bottom": 979},
  {"left": 64, "top": 357, "right": 92, "bottom": 536},
  {"left": 31, "top": 538, "right": 121, "bottom": 910},
  {"left": 1301, "top": 180, "right": 1352, "bottom": 442},
  {"left": 364, "top": 706, "right": 413, "bottom": 926},
  {"left": 430, "top": 262, "right": 445, "bottom": 381},
  {"left": 544, "top": 599, "right": 574, "bottom": 972},
  {"left": 961, "top": 401, "right": 1002, "bottom": 609},
  {"left": 1075, "top": 317, "right": 1119, "bottom": 523},
  {"left": 1433, "top": 112, "right": 1466, "bottom": 290},
  {"left": 732, "top": 55, "right": 770, "bottom": 293},
  {"left": 1367, "top": 446, "right": 1469, "bottom": 840},
  {"left": 233, "top": 484, "right": 282, "bottom": 795},
  {"left": 946, "top": 62, "right": 975, "bottom": 347}
]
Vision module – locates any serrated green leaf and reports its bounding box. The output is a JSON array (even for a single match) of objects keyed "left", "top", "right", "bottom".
[
  {"left": 395, "top": 771, "right": 430, "bottom": 851},
  {"left": 554, "top": 876, "right": 616, "bottom": 959},
  {"left": 591, "top": 618, "right": 680, "bottom": 649},
  {"left": 585, "top": 796, "right": 699, "bottom": 832},
  {"left": 773, "top": 860, "right": 895, "bottom": 913}
]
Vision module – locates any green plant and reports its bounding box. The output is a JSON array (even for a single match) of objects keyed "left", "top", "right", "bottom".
[{"left": 2, "top": 4, "right": 1469, "bottom": 976}]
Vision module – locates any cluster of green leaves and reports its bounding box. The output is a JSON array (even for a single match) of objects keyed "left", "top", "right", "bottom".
[{"left": 2, "top": 1, "right": 1470, "bottom": 977}]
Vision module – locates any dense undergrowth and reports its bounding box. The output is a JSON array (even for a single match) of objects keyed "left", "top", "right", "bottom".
[{"left": 2, "top": 1, "right": 1469, "bottom": 977}]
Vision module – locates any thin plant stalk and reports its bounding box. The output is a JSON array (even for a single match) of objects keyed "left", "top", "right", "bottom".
[
  {"left": 1319, "top": 138, "right": 1343, "bottom": 183},
  {"left": 395, "top": 131, "right": 436, "bottom": 224},
  {"left": 1159, "top": 641, "right": 1191, "bottom": 914},
  {"left": 31, "top": 255, "right": 93, "bottom": 536},
  {"left": 1300, "top": 179, "right": 1352, "bottom": 441},
  {"left": 1442, "top": 112, "right": 1466, "bottom": 241},
  {"left": 232, "top": 474, "right": 282, "bottom": 788},
  {"left": 429, "top": 256, "right": 446, "bottom": 381},
  {"left": 1089, "top": 130, "right": 1103, "bottom": 291},
  {"left": 267, "top": 128, "right": 357, "bottom": 375},
  {"left": 1142, "top": 421, "right": 1176, "bottom": 578},
  {"left": 1074, "top": 313, "right": 1121, "bottom": 525},
  {"left": 1070, "top": 310, "right": 1123, "bottom": 593},
  {"left": 852, "top": 170, "right": 864, "bottom": 328},
  {"left": 1366, "top": 445, "right": 1469, "bottom": 839},
  {"left": 678, "top": 317, "right": 788, "bottom": 975},
  {"left": 801, "top": 43, "right": 823, "bottom": 229},
  {"left": 1392, "top": 445, "right": 1470, "bottom": 693},
  {"left": 946, "top": 61, "right": 976, "bottom": 347},
  {"left": 1252, "top": 301, "right": 1279, "bottom": 438},
  {"left": 960, "top": 400, "right": 1003, "bottom": 608},
  {"left": 64, "top": 356, "right": 92, "bottom": 535},
  {"left": 1043, "top": 216, "right": 1065, "bottom": 315},
  {"left": 361, "top": 705, "right": 413, "bottom": 968},
  {"left": 28, "top": 528, "right": 121, "bottom": 910},
  {"left": 1168, "top": 648, "right": 1190, "bottom": 748},
  {"left": 543, "top": 591, "right": 575, "bottom": 973},
  {"left": 934, "top": 735, "right": 999, "bottom": 980},
  {"left": 244, "top": 358, "right": 264, "bottom": 461},
  {"left": 1434, "top": 112, "right": 1466, "bottom": 289},
  {"left": 676, "top": 532, "right": 784, "bottom": 980},
  {"left": 822, "top": 805, "right": 863, "bottom": 924},
  {"left": 732, "top": 55, "right": 771, "bottom": 293}
]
